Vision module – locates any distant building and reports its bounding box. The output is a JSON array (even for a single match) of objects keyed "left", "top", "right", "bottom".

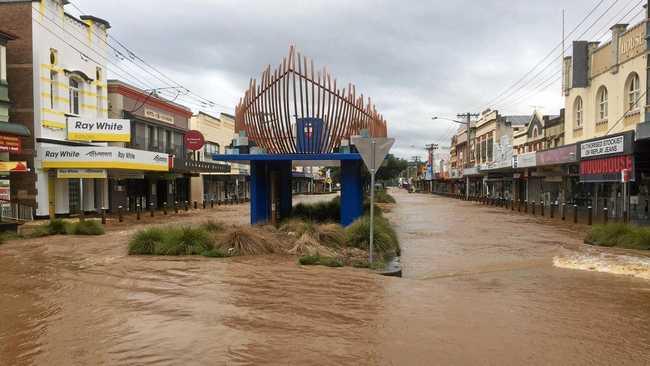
[{"left": 189, "top": 111, "right": 249, "bottom": 203}]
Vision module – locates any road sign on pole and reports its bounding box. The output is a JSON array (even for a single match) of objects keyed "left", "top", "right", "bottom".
[{"left": 351, "top": 137, "right": 395, "bottom": 264}]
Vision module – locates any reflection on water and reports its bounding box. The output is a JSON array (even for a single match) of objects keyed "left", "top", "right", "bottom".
[{"left": 1, "top": 193, "right": 649, "bottom": 365}]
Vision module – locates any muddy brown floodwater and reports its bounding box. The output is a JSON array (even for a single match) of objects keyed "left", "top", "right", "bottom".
[{"left": 1, "top": 191, "right": 649, "bottom": 365}]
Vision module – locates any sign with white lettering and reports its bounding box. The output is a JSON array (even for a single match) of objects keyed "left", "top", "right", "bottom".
[
  {"left": 67, "top": 118, "right": 131, "bottom": 142},
  {"left": 57, "top": 169, "right": 107, "bottom": 179},
  {"left": 39, "top": 144, "right": 169, "bottom": 171},
  {"left": 512, "top": 152, "right": 536, "bottom": 168},
  {"left": 580, "top": 135, "right": 625, "bottom": 159},
  {"left": 144, "top": 108, "right": 174, "bottom": 124},
  {"left": 580, "top": 155, "right": 634, "bottom": 182}
]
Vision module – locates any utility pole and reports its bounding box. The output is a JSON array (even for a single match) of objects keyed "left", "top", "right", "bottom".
[
  {"left": 425, "top": 143, "right": 439, "bottom": 193},
  {"left": 457, "top": 112, "right": 479, "bottom": 199},
  {"left": 645, "top": 1, "right": 650, "bottom": 124}
]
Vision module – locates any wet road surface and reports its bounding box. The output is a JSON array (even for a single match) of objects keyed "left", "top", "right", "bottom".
[{"left": 0, "top": 190, "right": 649, "bottom": 365}]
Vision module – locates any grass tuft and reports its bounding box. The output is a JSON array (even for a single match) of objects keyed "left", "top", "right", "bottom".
[
  {"left": 586, "top": 223, "right": 650, "bottom": 250},
  {"left": 67, "top": 220, "right": 105, "bottom": 235},
  {"left": 345, "top": 214, "right": 399, "bottom": 255},
  {"left": 201, "top": 248, "right": 228, "bottom": 258},
  {"left": 201, "top": 220, "right": 224, "bottom": 233},
  {"left": 128, "top": 227, "right": 165, "bottom": 255}
]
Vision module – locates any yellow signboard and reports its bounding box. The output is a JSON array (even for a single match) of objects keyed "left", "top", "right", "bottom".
[
  {"left": 57, "top": 169, "right": 108, "bottom": 179},
  {"left": 67, "top": 118, "right": 131, "bottom": 142}
]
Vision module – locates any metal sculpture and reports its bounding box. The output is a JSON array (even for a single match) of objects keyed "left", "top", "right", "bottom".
[{"left": 235, "top": 46, "right": 388, "bottom": 154}]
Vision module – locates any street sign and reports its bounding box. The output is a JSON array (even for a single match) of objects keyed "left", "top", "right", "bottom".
[
  {"left": 185, "top": 130, "right": 205, "bottom": 151},
  {"left": 350, "top": 137, "right": 395, "bottom": 264},
  {"left": 352, "top": 137, "right": 395, "bottom": 173},
  {"left": 621, "top": 168, "right": 631, "bottom": 183}
]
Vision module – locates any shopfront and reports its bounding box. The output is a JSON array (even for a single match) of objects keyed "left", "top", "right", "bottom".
[
  {"left": 578, "top": 132, "right": 634, "bottom": 219},
  {"left": 512, "top": 151, "right": 537, "bottom": 202},
  {"left": 36, "top": 144, "right": 169, "bottom": 217},
  {"left": 535, "top": 144, "right": 578, "bottom": 205}
]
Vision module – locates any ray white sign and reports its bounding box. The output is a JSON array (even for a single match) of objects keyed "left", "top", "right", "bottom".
[
  {"left": 67, "top": 118, "right": 131, "bottom": 142},
  {"left": 39, "top": 144, "right": 169, "bottom": 171}
]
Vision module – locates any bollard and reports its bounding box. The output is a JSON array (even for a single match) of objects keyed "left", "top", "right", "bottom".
[
  {"left": 550, "top": 203, "right": 555, "bottom": 218},
  {"left": 588, "top": 206, "right": 592, "bottom": 225},
  {"left": 218, "top": 199, "right": 222, "bottom": 206},
  {"left": 541, "top": 202, "right": 545, "bottom": 217},
  {"left": 524, "top": 200, "right": 528, "bottom": 213},
  {"left": 194, "top": 201, "right": 198, "bottom": 210},
  {"left": 185, "top": 201, "right": 189, "bottom": 211},
  {"left": 532, "top": 201, "right": 536, "bottom": 216},
  {"left": 211, "top": 199, "right": 214, "bottom": 209},
  {"left": 562, "top": 203, "right": 566, "bottom": 221},
  {"left": 203, "top": 200, "right": 206, "bottom": 209},
  {"left": 101, "top": 207, "right": 106, "bottom": 225},
  {"left": 518, "top": 200, "right": 521, "bottom": 212},
  {"left": 118, "top": 205, "right": 123, "bottom": 223},
  {"left": 603, "top": 207, "right": 608, "bottom": 224},
  {"left": 136, "top": 204, "right": 141, "bottom": 220},
  {"left": 174, "top": 201, "right": 179, "bottom": 214},
  {"left": 150, "top": 202, "right": 154, "bottom": 217},
  {"left": 573, "top": 204, "right": 578, "bottom": 224},
  {"left": 163, "top": 202, "right": 168, "bottom": 215}
]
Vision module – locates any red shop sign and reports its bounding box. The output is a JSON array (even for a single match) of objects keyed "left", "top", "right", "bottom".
[
  {"left": 184, "top": 130, "right": 205, "bottom": 151},
  {"left": 580, "top": 155, "right": 634, "bottom": 182},
  {"left": 0, "top": 135, "right": 22, "bottom": 153}
]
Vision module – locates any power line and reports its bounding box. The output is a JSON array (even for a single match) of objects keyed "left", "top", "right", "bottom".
[
  {"left": 494, "top": 0, "right": 644, "bottom": 111},
  {"left": 477, "top": 0, "right": 609, "bottom": 110},
  {"left": 65, "top": 0, "right": 234, "bottom": 112},
  {"left": 499, "top": 3, "right": 645, "bottom": 112},
  {"left": 490, "top": 0, "right": 627, "bottom": 110}
]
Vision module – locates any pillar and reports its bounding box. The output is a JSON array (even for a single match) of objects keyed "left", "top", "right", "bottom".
[
  {"left": 250, "top": 161, "right": 270, "bottom": 224},
  {"left": 276, "top": 160, "right": 293, "bottom": 220},
  {"left": 340, "top": 159, "right": 363, "bottom": 226}
]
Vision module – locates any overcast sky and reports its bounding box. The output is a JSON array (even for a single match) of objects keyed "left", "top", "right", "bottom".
[{"left": 79, "top": 0, "right": 645, "bottom": 160}]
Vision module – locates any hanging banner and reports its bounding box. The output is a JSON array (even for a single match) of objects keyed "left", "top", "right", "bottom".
[
  {"left": 0, "top": 135, "right": 22, "bottom": 153},
  {"left": 67, "top": 118, "right": 131, "bottom": 142},
  {"left": 39, "top": 145, "right": 169, "bottom": 171},
  {"left": 57, "top": 169, "right": 108, "bottom": 179},
  {"left": 0, "top": 161, "right": 28, "bottom": 172}
]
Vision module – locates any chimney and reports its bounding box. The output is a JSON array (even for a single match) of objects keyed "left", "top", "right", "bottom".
[{"left": 610, "top": 24, "right": 628, "bottom": 74}]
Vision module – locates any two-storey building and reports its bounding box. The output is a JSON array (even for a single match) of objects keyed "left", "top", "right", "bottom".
[{"left": 563, "top": 19, "right": 650, "bottom": 220}]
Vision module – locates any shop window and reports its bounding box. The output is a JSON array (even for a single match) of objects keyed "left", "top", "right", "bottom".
[
  {"left": 69, "top": 78, "right": 80, "bottom": 115},
  {"left": 574, "top": 97, "right": 583, "bottom": 128},
  {"left": 626, "top": 73, "right": 640, "bottom": 111},
  {"left": 596, "top": 86, "right": 608, "bottom": 121},
  {"left": 487, "top": 136, "right": 493, "bottom": 162}
]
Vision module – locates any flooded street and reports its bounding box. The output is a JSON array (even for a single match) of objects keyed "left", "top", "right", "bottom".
[{"left": 1, "top": 191, "right": 649, "bottom": 365}]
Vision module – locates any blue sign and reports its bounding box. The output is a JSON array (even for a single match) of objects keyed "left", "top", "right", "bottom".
[{"left": 296, "top": 118, "right": 327, "bottom": 154}]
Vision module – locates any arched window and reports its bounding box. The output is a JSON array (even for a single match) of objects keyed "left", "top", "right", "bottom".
[
  {"left": 69, "top": 77, "right": 80, "bottom": 115},
  {"left": 626, "top": 73, "right": 640, "bottom": 111},
  {"left": 532, "top": 126, "right": 539, "bottom": 138},
  {"left": 574, "top": 97, "right": 583, "bottom": 128},
  {"left": 597, "top": 86, "right": 608, "bottom": 121}
]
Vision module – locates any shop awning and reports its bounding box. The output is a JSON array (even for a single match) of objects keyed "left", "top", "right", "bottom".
[{"left": 0, "top": 122, "right": 31, "bottom": 137}]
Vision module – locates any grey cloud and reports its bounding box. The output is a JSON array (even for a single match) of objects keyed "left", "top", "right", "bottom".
[{"left": 82, "top": 0, "right": 610, "bottom": 158}]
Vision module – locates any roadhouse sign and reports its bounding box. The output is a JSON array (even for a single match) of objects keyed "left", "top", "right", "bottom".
[{"left": 580, "top": 155, "right": 634, "bottom": 182}]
